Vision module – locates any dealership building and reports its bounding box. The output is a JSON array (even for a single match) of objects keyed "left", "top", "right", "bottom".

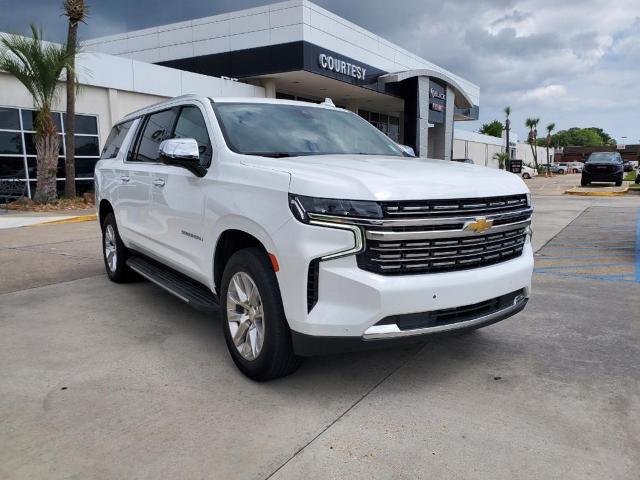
[{"left": 1, "top": 0, "right": 488, "bottom": 196}]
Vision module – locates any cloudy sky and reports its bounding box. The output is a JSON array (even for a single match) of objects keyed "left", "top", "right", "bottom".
[{"left": 1, "top": 0, "right": 639, "bottom": 142}]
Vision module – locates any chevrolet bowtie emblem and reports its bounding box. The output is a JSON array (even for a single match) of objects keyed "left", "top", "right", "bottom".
[{"left": 464, "top": 217, "right": 494, "bottom": 234}]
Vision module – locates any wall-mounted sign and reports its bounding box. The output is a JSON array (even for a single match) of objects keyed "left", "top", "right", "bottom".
[
  {"left": 318, "top": 53, "right": 367, "bottom": 80},
  {"left": 509, "top": 159, "right": 523, "bottom": 174},
  {"left": 430, "top": 87, "right": 446, "bottom": 101},
  {"left": 430, "top": 102, "right": 444, "bottom": 112}
]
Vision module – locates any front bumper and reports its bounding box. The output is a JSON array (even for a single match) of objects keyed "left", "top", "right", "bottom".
[{"left": 292, "top": 292, "right": 528, "bottom": 356}]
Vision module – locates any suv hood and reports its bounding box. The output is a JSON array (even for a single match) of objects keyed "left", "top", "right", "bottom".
[{"left": 241, "top": 154, "right": 529, "bottom": 200}]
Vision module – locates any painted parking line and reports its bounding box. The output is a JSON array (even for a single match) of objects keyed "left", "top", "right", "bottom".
[{"left": 534, "top": 206, "right": 640, "bottom": 284}]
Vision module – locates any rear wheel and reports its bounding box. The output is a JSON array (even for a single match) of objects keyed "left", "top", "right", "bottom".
[
  {"left": 101, "top": 213, "right": 134, "bottom": 282},
  {"left": 581, "top": 176, "right": 589, "bottom": 186},
  {"left": 522, "top": 173, "right": 531, "bottom": 179},
  {"left": 615, "top": 180, "right": 622, "bottom": 187},
  {"left": 221, "top": 248, "right": 301, "bottom": 381}
]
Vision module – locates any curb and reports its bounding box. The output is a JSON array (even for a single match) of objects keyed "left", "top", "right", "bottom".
[
  {"left": 564, "top": 185, "right": 629, "bottom": 196},
  {"left": 34, "top": 213, "right": 97, "bottom": 226}
]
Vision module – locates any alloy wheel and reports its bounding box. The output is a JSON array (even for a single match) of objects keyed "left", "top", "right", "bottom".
[
  {"left": 226, "top": 272, "right": 265, "bottom": 361},
  {"left": 104, "top": 224, "right": 118, "bottom": 273}
]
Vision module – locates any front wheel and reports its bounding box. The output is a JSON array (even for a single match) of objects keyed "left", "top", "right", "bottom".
[
  {"left": 522, "top": 173, "right": 531, "bottom": 179},
  {"left": 221, "top": 248, "right": 301, "bottom": 381},
  {"left": 581, "top": 177, "right": 589, "bottom": 186},
  {"left": 101, "top": 213, "right": 134, "bottom": 283}
]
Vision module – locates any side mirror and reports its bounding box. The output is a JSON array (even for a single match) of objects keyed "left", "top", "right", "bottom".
[
  {"left": 158, "top": 138, "right": 206, "bottom": 177},
  {"left": 397, "top": 144, "right": 415, "bottom": 157}
]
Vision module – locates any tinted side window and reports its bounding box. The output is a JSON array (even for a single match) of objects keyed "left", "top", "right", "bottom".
[
  {"left": 101, "top": 120, "right": 134, "bottom": 159},
  {"left": 134, "top": 110, "right": 175, "bottom": 163},
  {"left": 173, "top": 106, "right": 212, "bottom": 166}
]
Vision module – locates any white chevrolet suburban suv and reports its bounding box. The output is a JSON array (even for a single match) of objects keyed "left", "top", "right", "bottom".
[{"left": 95, "top": 95, "right": 533, "bottom": 380}]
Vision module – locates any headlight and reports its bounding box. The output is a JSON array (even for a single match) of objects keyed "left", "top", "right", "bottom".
[{"left": 289, "top": 194, "right": 382, "bottom": 223}]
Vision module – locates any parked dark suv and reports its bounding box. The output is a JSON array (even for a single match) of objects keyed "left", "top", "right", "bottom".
[{"left": 581, "top": 152, "right": 624, "bottom": 187}]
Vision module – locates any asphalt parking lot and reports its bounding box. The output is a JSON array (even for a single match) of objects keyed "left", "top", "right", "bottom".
[{"left": 1, "top": 191, "right": 639, "bottom": 479}]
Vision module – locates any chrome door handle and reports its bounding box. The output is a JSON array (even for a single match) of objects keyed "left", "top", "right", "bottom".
[
  {"left": 120, "top": 176, "right": 130, "bottom": 183},
  {"left": 153, "top": 178, "right": 165, "bottom": 187}
]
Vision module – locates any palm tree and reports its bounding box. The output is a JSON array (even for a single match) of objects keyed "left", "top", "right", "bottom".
[
  {"left": 525, "top": 117, "right": 540, "bottom": 170},
  {"left": 504, "top": 106, "right": 511, "bottom": 169},
  {"left": 63, "top": 0, "right": 88, "bottom": 198},
  {"left": 545, "top": 123, "right": 555, "bottom": 173},
  {"left": 493, "top": 151, "right": 510, "bottom": 170},
  {"left": 0, "top": 26, "right": 75, "bottom": 203}
]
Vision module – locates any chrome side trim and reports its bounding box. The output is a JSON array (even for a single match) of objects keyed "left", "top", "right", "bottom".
[
  {"left": 365, "top": 219, "right": 531, "bottom": 241},
  {"left": 309, "top": 220, "right": 364, "bottom": 260},
  {"left": 307, "top": 207, "right": 532, "bottom": 228},
  {"left": 362, "top": 295, "right": 528, "bottom": 339}
]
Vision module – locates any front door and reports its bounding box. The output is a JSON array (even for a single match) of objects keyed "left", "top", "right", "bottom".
[{"left": 148, "top": 104, "right": 213, "bottom": 283}]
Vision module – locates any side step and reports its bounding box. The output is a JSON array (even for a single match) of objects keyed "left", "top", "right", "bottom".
[{"left": 127, "top": 255, "right": 219, "bottom": 313}]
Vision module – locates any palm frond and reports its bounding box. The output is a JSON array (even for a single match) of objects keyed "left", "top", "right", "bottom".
[{"left": 0, "top": 24, "right": 75, "bottom": 131}]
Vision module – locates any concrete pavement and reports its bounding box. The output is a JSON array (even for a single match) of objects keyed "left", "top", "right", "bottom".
[{"left": 0, "top": 192, "right": 639, "bottom": 480}]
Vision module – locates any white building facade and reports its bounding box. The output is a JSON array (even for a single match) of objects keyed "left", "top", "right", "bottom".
[{"left": 2, "top": 0, "right": 516, "bottom": 197}]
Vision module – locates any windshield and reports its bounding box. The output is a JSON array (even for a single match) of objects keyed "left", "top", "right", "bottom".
[
  {"left": 586, "top": 152, "right": 622, "bottom": 164},
  {"left": 212, "top": 102, "right": 405, "bottom": 157}
]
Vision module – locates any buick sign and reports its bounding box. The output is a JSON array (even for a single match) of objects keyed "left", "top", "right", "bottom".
[
  {"left": 430, "top": 87, "right": 446, "bottom": 100},
  {"left": 318, "top": 53, "right": 367, "bottom": 80}
]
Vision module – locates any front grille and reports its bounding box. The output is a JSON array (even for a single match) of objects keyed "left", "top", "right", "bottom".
[
  {"left": 374, "top": 289, "right": 524, "bottom": 331},
  {"left": 381, "top": 194, "right": 528, "bottom": 218},
  {"left": 358, "top": 194, "right": 531, "bottom": 276}
]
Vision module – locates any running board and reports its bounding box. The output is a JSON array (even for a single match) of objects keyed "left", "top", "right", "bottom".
[{"left": 127, "top": 255, "right": 219, "bottom": 313}]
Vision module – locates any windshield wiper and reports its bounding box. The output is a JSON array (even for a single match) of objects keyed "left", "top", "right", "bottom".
[{"left": 244, "top": 152, "right": 297, "bottom": 158}]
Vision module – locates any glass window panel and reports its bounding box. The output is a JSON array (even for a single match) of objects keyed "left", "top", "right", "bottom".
[
  {"left": 26, "top": 157, "right": 65, "bottom": 179},
  {"left": 0, "top": 131, "right": 23, "bottom": 154},
  {"left": 379, "top": 114, "right": 388, "bottom": 126},
  {"left": 0, "top": 156, "right": 26, "bottom": 179},
  {"left": 276, "top": 92, "right": 295, "bottom": 100},
  {"left": 21, "top": 110, "right": 62, "bottom": 131},
  {"left": 389, "top": 115, "right": 399, "bottom": 126},
  {"left": 358, "top": 109, "right": 369, "bottom": 120},
  {"left": 24, "top": 133, "right": 64, "bottom": 156},
  {"left": 74, "top": 135, "right": 100, "bottom": 156},
  {"left": 75, "top": 158, "right": 98, "bottom": 177},
  {"left": 0, "top": 107, "right": 20, "bottom": 130},
  {"left": 101, "top": 120, "right": 133, "bottom": 159},
  {"left": 134, "top": 109, "right": 175, "bottom": 162},
  {"left": 369, "top": 112, "right": 379, "bottom": 123},
  {"left": 64, "top": 114, "right": 98, "bottom": 134},
  {"left": 173, "top": 106, "right": 212, "bottom": 165}
]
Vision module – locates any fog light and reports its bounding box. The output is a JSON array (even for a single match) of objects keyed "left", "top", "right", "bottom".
[{"left": 514, "top": 294, "right": 526, "bottom": 305}]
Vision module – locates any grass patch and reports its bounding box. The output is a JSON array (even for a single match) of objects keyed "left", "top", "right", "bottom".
[
  {"left": 624, "top": 170, "right": 637, "bottom": 182},
  {"left": 2, "top": 195, "right": 95, "bottom": 212}
]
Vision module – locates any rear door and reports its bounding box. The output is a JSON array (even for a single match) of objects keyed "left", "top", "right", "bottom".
[
  {"left": 117, "top": 108, "right": 177, "bottom": 254},
  {"left": 148, "top": 103, "right": 213, "bottom": 281}
]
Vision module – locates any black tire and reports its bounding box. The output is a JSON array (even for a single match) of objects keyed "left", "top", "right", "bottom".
[
  {"left": 581, "top": 176, "right": 589, "bottom": 186},
  {"left": 522, "top": 173, "right": 530, "bottom": 179},
  {"left": 101, "top": 212, "right": 134, "bottom": 283},
  {"left": 615, "top": 180, "right": 622, "bottom": 187},
  {"left": 221, "top": 248, "right": 301, "bottom": 381}
]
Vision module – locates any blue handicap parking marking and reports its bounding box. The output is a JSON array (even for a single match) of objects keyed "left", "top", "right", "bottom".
[{"left": 534, "top": 207, "right": 640, "bottom": 284}]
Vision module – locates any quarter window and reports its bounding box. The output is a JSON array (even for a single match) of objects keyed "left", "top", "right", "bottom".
[
  {"left": 133, "top": 110, "right": 175, "bottom": 163},
  {"left": 101, "top": 120, "right": 134, "bottom": 159},
  {"left": 173, "top": 106, "right": 212, "bottom": 165}
]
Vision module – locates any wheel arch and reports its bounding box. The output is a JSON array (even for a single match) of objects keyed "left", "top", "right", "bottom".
[
  {"left": 212, "top": 218, "right": 280, "bottom": 294},
  {"left": 98, "top": 199, "right": 114, "bottom": 228}
]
